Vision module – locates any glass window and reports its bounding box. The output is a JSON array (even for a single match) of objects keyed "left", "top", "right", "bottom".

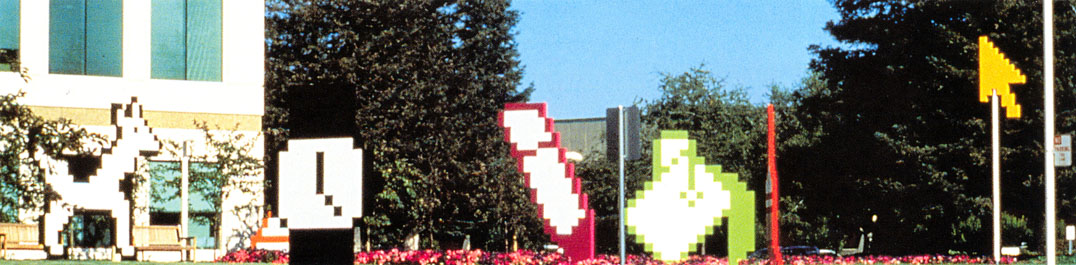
[
  {"left": 49, "top": 0, "right": 122, "bottom": 76},
  {"left": 152, "top": 0, "right": 221, "bottom": 81},
  {"left": 150, "top": 0, "right": 186, "bottom": 80},
  {"left": 49, "top": 0, "right": 85, "bottom": 75},
  {"left": 66, "top": 211, "right": 114, "bottom": 248},
  {"left": 149, "top": 161, "right": 221, "bottom": 248},
  {"left": 0, "top": 0, "right": 18, "bottom": 71},
  {"left": 85, "top": 0, "right": 123, "bottom": 76}
]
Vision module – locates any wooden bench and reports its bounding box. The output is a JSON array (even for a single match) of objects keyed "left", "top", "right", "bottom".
[
  {"left": 0, "top": 223, "right": 44, "bottom": 259},
  {"left": 132, "top": 225, "right": 196, "bottom": 262}
]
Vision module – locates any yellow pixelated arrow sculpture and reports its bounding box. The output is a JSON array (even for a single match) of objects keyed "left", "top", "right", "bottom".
[{"left": 978, "top": 36, "right": 1026, "bottom": 118}]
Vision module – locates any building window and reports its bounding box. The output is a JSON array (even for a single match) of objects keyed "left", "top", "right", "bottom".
[
  {"left": 49, "top": 0, "right": 123, "bottom": 76},
  {"left": 0, "top": 0, "right": 18, "bottom": 71},
  {"left": 149, "top": 161, "right": 221, "bottom": 248},
  {"left": 65, "top": 210, "right": 115, "bottom": 248},
  {"left": 152, "top": 0, "right": 221, "bottom": 81}
]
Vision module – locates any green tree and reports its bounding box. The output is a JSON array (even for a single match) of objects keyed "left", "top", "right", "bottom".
[
  {"left": 151, "top": 121, "right": 264, "bottom": 248},
  {"left": 574, "top": 143, "right": 651, "bottom": 255},
  {"left": 645, "top": 67, "right": 767, "bottom": 182},
  {"left": 646, "top": 67, "right": 772, "bottom": 255},
  {"left": 576, "top": 66, "right": 770, "bottom": 255},
  {"left": 794, "top": 0, "right": 1076, "bottom": 254},
  {"left": 769, "top": 73, "right": 848, "bottom": 250},
  {"left": 0, "top": 67, "right": 102, "bottom": 222},
  {"left": 265, "top": 0, "right": 542, "bottom": 250}
]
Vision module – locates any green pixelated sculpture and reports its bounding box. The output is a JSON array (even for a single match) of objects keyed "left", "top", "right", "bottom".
[{"left": 626, "top": 130, "right": 755, "bottom": 263}]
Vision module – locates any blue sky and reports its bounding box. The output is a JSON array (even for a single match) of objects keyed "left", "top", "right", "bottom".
[{"left": 513, "top": 1, "right": 842, "bottom": 119}]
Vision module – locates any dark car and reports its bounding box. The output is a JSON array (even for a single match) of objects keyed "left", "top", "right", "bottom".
[{"left": 749, "top": 246, "right": 821, "bottom": 259}]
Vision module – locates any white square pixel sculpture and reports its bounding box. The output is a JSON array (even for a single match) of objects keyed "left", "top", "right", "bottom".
[{"left": 276, "top": 138, "right": 363, "bottom": 229}]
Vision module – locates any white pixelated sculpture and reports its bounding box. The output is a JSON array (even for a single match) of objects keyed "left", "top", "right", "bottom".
[
  {"left": 500, "top": 107, "right": 586, "bottom": 234},
  {"left": 42, "top": 98, "right": 160, "bottom": 255},
  {"left": 275, "top": 138, "right": 363, "bottom": 230},
  {"left": 498, "top": 103, "right": 595, "bottom": 260}
]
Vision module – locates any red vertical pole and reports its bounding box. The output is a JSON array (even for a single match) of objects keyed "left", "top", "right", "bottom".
[{"left": 767, "top": 104, "right": 782, "bottom": 265}]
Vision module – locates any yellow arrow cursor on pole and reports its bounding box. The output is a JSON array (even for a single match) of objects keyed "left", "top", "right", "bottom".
[{"left": 979, "top": 36, "right": 1027, "bottom": 118}]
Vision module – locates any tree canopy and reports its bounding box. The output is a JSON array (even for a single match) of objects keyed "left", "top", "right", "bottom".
[
  {"left": 575, "top": 67, "right": 771, "bottom": 255},
  {"left": 0, "top": 68, "right": 101, "bottom": 222},
  {"left": 785, "top": 0, "right": 1076, "bottom": 254},
  {"left": 265, "top": 0, "right": 542, "bottom": 250}
]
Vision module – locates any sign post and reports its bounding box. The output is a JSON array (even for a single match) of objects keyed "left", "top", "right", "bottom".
[
  {"left": 978, "top": 35, "right": 1027, "bottom": 264},
  {"left": 607, "top": 106, "right": 640, "bottom": 265},
  {"left": 1044, "top": 2, "right": 1057, "bottom": 264},
  {"left": 618, "top": 106, "right": 626, "bottom": 265}
]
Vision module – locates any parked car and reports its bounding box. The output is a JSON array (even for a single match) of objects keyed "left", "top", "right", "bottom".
[{"left": 749, "top": 246, "right": 821, "bottom": 259}]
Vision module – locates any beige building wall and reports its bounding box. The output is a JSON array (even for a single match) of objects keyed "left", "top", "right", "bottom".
[{"left": 0, "top": 0, "right": 265, "bottom": 259}]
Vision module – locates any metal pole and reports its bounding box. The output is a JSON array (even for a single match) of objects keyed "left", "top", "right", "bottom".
[
  {"left": 1044, "top": 1, "right": 1057, "bottom": 264},
  {"left": 618, "top": 105, "right": 626, "bottom": 265},
  {"left": 767, "top": 104, "right": 782, "bottom": 265},
  {"left": 181, "top": 141, "right": 190, "bottom": 241},
  {"left": 991, "top": 91, "right": 1001, "bottom": 265}
]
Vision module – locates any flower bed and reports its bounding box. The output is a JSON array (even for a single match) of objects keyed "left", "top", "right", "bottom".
[
  {"left": 217, "top": 248, "right": 1019, "bottom": 265},
  {"left": 751, "top": 255, "right": 1017, "bottom": 265},
  {"left": 216, "top": 248, "right": 289, "bottom": 263}
]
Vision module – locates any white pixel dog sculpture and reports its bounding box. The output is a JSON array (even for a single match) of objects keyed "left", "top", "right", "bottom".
[{"left": 41, "top": 97, "right": 160, "bottom": 256}]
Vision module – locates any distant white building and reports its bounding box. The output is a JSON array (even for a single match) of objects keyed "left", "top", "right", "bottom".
[{"left": 1, "top": 0, "right": 265, "bottom": 261}]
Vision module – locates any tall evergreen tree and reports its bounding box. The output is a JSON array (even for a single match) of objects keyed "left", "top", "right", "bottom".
[
  {"left": 792, "top": 0, "right": 1076, "bottom": 254},
  {"left": 265, "top": 0, "right": 542, "bottom": 250}
]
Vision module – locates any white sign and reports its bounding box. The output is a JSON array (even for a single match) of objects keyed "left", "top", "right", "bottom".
[
  {"left": 1001, "top": 247, "right": 1021, "bottom": 256},
  {"left": 1067, "top": 225, "right": 1075, "bottom": 241},
  {"left": 1055, "top": 134, "right": 1071, "bottom": 167}
]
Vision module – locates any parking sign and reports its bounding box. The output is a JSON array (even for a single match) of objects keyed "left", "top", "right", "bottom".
[{"left": 1055, "top": 134, "right": 1071, "bottom": 167}]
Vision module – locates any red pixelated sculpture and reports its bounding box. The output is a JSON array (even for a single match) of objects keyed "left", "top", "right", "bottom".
[{"left": 498, "top": 102, "right": 595, "bottom": 260}]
